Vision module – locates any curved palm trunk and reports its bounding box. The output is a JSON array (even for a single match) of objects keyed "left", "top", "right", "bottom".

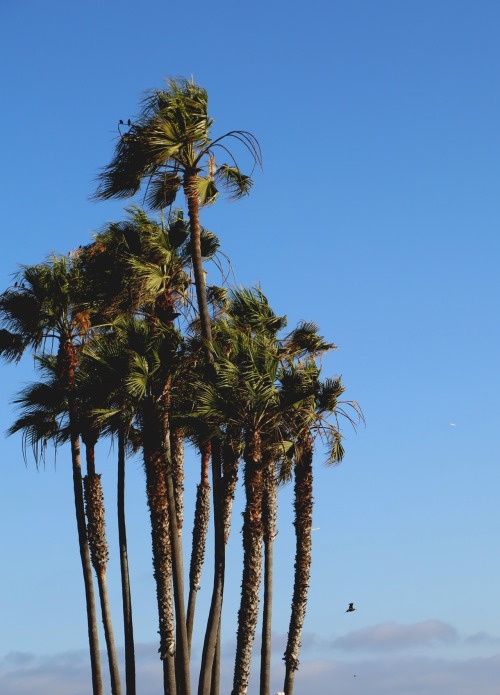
[
  {"left": 118, "top": 426, "right": 136, "bottom": 695},
  {"left": 187, "top": 441, "right": 211, "bottom": 652},
  {"left": 260, "top": 456, "right": 278, "bottom": 695},
  {"left": 83, "top": 463, "right": 123, "bottom": 695},
  {"left": 142, "top": 403, "right": 176, "bottom": 695},
  {"left": 61, "top": 338, "right": 103, "bottom": 695},
  {"left": 231, "top": 431, "right": 264, "bottom": 695},
  {"left": 283, "top": 438, "right": 314, "bottom": 695}
]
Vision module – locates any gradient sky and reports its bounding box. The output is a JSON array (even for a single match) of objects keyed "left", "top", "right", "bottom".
[{"left": 1, "top": 1, "right": 499, "bottom": 693}]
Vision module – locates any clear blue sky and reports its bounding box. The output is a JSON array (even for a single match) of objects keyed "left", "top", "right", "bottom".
[{"left": 1, "top": 1, "right": 499, "bottom": 693}]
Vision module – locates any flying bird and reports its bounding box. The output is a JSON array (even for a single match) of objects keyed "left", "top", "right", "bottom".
[{"left": 346, "top": 603, "right": 356, "bottom": 612}]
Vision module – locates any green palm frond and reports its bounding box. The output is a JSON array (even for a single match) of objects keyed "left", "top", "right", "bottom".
[
  {"left": 214, "top": 164, "right": 253, "bottom": 200},
  {"left": 196, "top": 176, "right": 219, "bottom": 206},
  {"left": 144, "top": 171, "right": 182, "bottom": 210},
  {"left": 199, "top": 229, "right": 220, "bottom": 259}
]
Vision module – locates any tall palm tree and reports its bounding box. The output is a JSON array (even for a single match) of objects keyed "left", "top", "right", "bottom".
[
  {"left": 87, "top": 317, "right": 178, "bottom": 694},
  {"left": 193, "top": 288, "right": 288, "bottom": 695},
  {"left": 0, "top": 259, "right": 104, "bottom": 695},
  {"left": 94, "top": 77, "right": 261, "bottom": 345},
  {"left": 95, "top": 83, "right": 260, "bottom": 695},
  {"left": 280, "top": 361, "right": 362, "bottom": 695},
  {"left": 80, "top": 207, "right": 217, "bottom": 695},
  {"left": 79, "top": 339, "right": 139, "bottom": 695},
  {"left": 6, "top": 326, "right": 124, "bottom": 695}
]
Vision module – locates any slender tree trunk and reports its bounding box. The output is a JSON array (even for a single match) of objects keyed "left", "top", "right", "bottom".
[
  {"left": 231, "top": 431, "right": 264, "bottom": 695},
  {"left": 211, "top": 625, "right": 220, "bottom": 695},
  {"left": 118, "top": 426, "right": 136, "bottom": 695},
  {"left": 184, "top": 172, "right": 213, "bottom": 344},
  {"left": 260, "top": 457, "right": 278, "bottom": 695},
  {"left": 283, "top": 439, "right": 314, "bottom": 695},
  {"left": 143, "top": 403, "right": 176, "bottom": 695},
  {"left": 61, "top": 338, "right": 103, "bottom": 695},
  {"left": 70, "top": 429, "right": 103, "bottom": 695},
  {"left": 163, "top": 411, "right": 191, "bottom": 695},
  {"left": 84, "top": 467, "right": 123, "bottom": 695},
  {"left": 197, "top": 438, "right": 224, "bottom": 695},
  {"left": 187, "top": 441, "right": 211, "bottom": 652}
]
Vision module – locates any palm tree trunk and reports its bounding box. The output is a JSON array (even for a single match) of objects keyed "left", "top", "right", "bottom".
[
  {"left": 62, "top": 336, "right": 103, "bottom": 695},
  {"left": 69, "top": 426, "right": 104, "bottom": 695},
  {"left": 283, "top": 439, "right": 314, "bottom": 695},
  {"left": 187, "top": 441, "right": 211, "bottom": 652},
  {"left": 118, "top": 426, "right": 136, "bottom": 695},
  {"left": 197, "top": 438, "right": 224, "bottom": 695},
  {"left": 184, "top": 172, "right": 213, "bottom": 344},
  {"left": 211, "top": 626, "right": 220, "bottom": 695},
  {"left": 161, "top": 410, "right": 191, "bottom": 695},
  {"left": 143, "top": 404, "right": 177, "bottom": 695},
  {"left": 171, "top": 426, "right": 185, "bottom": 533},
  {"left": 231, "top": 431, "right": 264, "bottom": 695},
  {"left": 222, "top": 433, "right": 240, "bottom": 545},
  {"left": 83, "top": 454, "right": 123, "bottom": 695},
  {"left": 260, "top": 457, "right": 278, "bottom": 695}
]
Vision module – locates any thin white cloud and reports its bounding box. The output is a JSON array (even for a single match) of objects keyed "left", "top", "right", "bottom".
[
  {"left": 332, "top": 620, "right": 458, "bottom": 652},
  {"left": 2, "top": 633, "right": 499, "bottom": 695}
]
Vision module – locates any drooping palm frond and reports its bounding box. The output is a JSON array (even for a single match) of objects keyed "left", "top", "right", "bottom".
[{"left": 94, "top": 78, "right": 261, "bottom": 212}]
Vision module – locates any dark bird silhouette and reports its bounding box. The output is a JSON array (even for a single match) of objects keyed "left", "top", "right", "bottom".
[
  {"left": 346, "top": 603, "right": 356, "bottom": 613},
  {"left": 127, "top": 119, "right": 131, "bottom": 126},
  {"left": 119, "top": 119, "right": 124, "bottom": 125}
]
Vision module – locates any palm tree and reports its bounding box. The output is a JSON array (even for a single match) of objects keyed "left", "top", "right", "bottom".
[
  {"left": 94, "top": 83, "right": 260, "bottom": 695},
  {"left": 94, "top": 77, "right": 261, "bottom": 346},
  {"left": 79, "top": 336, "right": 139, "bottom": 695},
  {"left": 193, "top": 288, "right": 288, "bottom": 695},
  {"left": 0, "top": 259, "right": 104, "bottom": 695},
  {"left": 86, "top": 317, "right": 178, "bottom": 694},
  {"left": 80, "top": 207, "right": 218, "bottom": 695},
  {"left": 280, "top": 361, "right": 362, "bottom": 695}
]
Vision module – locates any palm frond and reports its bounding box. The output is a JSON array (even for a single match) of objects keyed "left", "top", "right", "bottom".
[{"left": 214, "top": 164, "right": 253, "bottom": 200}]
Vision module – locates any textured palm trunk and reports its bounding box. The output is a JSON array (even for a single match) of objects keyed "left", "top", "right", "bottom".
[
  {"left": 187, "top": 441, "right": 211, "bottom": 652},
  {"left": 142, "top": 402, "right": 176, "bottom": 695},
  {"left": 185, "top": 172, "right": 226, "bottom": 695},
  {"left": 156, "top": 261, "right": 190, "bottom": 695},
  {"left": 60, "top": 338, "right": 103, "bottom": 695},
  {"left": 162, "top": 420, "right": 191, "bottom": 695},
  {"left": 84, "top": 466, "right": 123, "bottom": 695},
  {"left": 231, "top": 431, "right": 264, "bottom": 695},
  {"left": 283, "top": 438, "right": 314, "bottom": 695},
  {"left": 197, "top": 437, "right": 224, "bottom": 695},
  {"left": 118, "top": 426, "right": 136, "bottom": 695},
  {"left": 170, "top": 426, "right": 185, "bottom": 532},
  {"left": 222, "top": 432, "right": 240, "bottom": 545},
  {"left": 260, "top": 456, "right": 278, "bottom": 695}
]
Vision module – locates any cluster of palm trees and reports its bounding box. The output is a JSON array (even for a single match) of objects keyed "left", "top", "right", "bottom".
[{"left": 0, "top": 79, "right": 361, "bottom": 695}]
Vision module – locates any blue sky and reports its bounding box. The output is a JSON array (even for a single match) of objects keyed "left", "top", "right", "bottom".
[{"left": 1, "top": 1, "right": 499, "bottom": 693}]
